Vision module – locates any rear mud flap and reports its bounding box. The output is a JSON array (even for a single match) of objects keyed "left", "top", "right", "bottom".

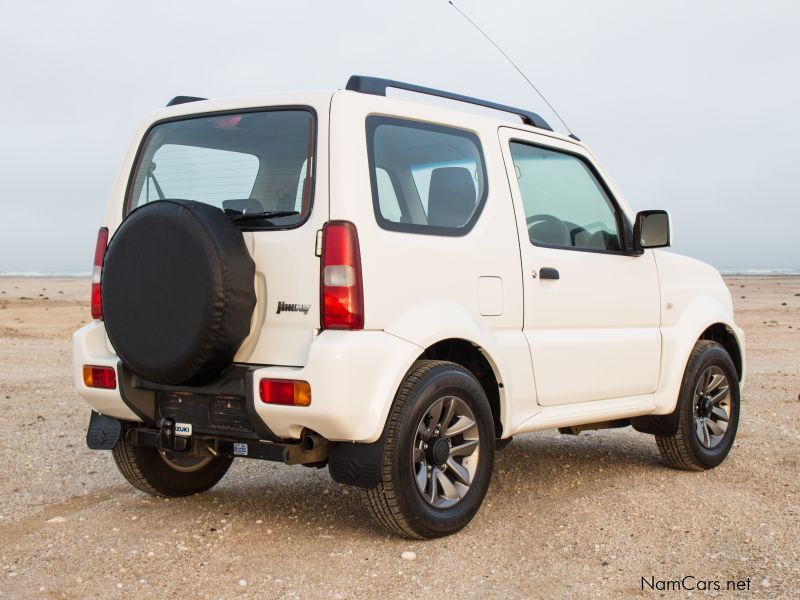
[
  {"left": 328, "top": 438, "right": 385, "bottom": 489},
  {"left": 86, "top": 411, "right": 122, "bottom": 450}
]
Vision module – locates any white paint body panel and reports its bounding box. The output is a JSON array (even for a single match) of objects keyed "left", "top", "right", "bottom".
[
  {"left": 651, "top": 250, "right": 745, "bottom": 414},
  {"left": 72, "top": 322, "right": 138, "bottom": 421},
  {"left": 327, "top": 91, "right": 537, "bottom": 437},
  {"left": 72, "top": 87, "right": 744, "bottom": 443},
  {"left": 498, "top": 127, "right": 662, "bottom": 407},
  {"left": 251, "top": 330, "right": 422, "bottom": 442}
]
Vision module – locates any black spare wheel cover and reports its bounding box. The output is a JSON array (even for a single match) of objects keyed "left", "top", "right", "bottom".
[{"left": 102, "top": 200, "right": 256, "bottom": 385}]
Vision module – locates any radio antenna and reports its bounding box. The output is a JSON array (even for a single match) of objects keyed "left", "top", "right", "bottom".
[{"left": 447, "top": 1, "right": 579, "bottom": 140}]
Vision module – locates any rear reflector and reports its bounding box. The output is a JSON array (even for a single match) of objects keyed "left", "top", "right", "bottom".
[
  {"left": 320, "top": 221, "right": 363, "bottom": 330},
  {"left": 91, "top": 227, "right": 109, "bottom": 320},
  {"left": 259, "top": 379, "right": 311, "bottom": 406},
  {"left": 82, "top": 365, "right": 117, "bottom": 389}
]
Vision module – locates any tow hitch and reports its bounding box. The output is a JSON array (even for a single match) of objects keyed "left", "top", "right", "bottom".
[
  {"left": 157, "top": 417, "right": 193, "bottom": 453},
  {"left": 129, "top": 421, "right": 329, "bottom": 466}
]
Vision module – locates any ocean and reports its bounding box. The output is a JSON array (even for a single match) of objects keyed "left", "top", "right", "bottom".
[{"left": 1, "top": 269, "right": 798, "bottom": 277}]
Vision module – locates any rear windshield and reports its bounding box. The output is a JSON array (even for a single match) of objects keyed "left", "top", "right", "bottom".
[{"left": 128, "top": 109, "right": 315, "bottom": 228}]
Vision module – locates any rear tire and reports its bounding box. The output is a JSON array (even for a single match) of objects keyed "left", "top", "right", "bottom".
[
  {"left": 112, "top": 428, "right": 233, "bottom": 497},
  {"left": 365, "top": 360, "right": 495, "bottom": 539},
  {"left": 656, "top": 340, "right": 740, "bottom": 471}
]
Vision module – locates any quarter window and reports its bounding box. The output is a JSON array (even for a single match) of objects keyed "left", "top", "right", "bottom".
[
  {"left": 510, "top": 142, "right": 622, "bottom": 252},
  {"left": 367, "top": 117, "right": 487, "bottom": 235}
]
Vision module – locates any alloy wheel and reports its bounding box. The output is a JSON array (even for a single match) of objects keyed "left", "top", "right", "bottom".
[
  {"left": 692, "top": 366, "right": 731, "bottom": 449},
  {"left": 413, "top": 396, "right": 481, "bottom": 509}
]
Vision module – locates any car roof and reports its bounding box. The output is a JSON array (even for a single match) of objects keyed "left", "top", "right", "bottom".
[{"left": 146, "top": 84, "right": 582, "bottom": 148}]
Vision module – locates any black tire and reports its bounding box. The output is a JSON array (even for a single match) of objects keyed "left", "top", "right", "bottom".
[
  {"left": 656, "top": 340, "right": 740, "bottom": 471},
  {"left": 365, "top": 360, "right": 495, "bottom": 539},
  {"left": 112, "top": 429, "right": 233, "bottom": 497},
  {"left": 102, "top": 200, "right": 256, "bottom": 385}
]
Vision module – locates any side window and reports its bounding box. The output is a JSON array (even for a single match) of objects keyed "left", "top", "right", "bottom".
[
  {"left": 510, "top": 142, "right": 622, "bottom": 252},
  {"left": 367, "top": 116, "right": 487, "bottom": 235}
]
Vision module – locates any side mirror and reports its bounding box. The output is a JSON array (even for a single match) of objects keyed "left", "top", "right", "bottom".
[{"left": 633, "top": 210, "right": 671, "bottom": 253}]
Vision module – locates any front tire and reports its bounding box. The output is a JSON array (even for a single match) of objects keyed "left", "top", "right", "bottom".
[
  {"left": 112, "top": 428, "right": 233, "bottom": 496},
  {"left": 656, "top": 340, "right": 740, "bottom": 471},
  {"left": 365, "top": 360, "right": 495, "bottom": 539}
]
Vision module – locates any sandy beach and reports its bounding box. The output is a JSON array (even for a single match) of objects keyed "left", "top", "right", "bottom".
[{"left": 0, "top": 276, "right": 797, "bottom": 598}]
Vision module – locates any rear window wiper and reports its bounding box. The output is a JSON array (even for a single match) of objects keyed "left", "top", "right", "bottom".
[{"left": 225, "top": 210, "right": 300, "bottom": 222}]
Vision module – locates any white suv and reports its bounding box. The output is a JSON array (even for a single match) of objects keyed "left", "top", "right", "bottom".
[{"left": 73, "top": 76, "right": 745, "bottom": 538}]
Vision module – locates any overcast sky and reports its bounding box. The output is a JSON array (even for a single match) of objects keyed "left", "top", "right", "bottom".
[{"left": 0, "top": 0, "right": 797, "bottom": 272}]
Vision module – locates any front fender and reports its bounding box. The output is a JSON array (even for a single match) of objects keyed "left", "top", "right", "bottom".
[{"left": 653, "top": 295, "right": 745, "bottom": 414}]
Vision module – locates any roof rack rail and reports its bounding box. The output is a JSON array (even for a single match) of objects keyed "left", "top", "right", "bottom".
[
  {"left": 166, "top": 96, "right": 207, "bottom": 107},
  {"left": 345, "top": 75, "right": 553, "bottom": 132}
]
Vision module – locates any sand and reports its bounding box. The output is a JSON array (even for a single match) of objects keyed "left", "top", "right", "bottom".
[{"left": 0, "top": 276, "right": 798, "bottom": 598}]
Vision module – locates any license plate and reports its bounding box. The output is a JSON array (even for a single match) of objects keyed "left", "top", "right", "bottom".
[
  {"left": 233, "top": 443, "right": 248, "bottom": 456},
  {"left": 174, "top": 423, "right": 193, "bottom": 437}
]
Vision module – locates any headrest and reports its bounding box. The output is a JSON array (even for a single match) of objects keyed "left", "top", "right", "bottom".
[{"left": 427, "top": 167, "right": 476, "bottom": 228}]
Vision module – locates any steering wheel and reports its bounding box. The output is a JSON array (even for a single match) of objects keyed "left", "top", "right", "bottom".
[
  {"left": 526, "top": 213, "right": 561, "bottom": 226},
  {"left": 526, "top": 214, "right": 571, "bottom": 246},
  {"left": 580, "top": 220, "right": 608, "bottom": 232}
]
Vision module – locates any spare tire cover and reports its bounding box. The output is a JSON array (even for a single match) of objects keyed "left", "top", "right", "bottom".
[{"left": 102, "top": 200, "right": 256, "bottom": 385}]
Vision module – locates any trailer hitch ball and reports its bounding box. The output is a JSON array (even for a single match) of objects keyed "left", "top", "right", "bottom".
[
  {"left": 160, "top": 417, "right": 175, "bottom": 435},
  {"left": 157, "top": 417, "right": 190, "bottom": 452}
]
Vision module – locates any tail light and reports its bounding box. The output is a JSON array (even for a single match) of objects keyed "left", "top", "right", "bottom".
[
  {"left": 259, "top": 379, "right": 311, "bottom": 406},
  {"left": 82, "top": 365, "right": 117, "bottom": 389},
  {"left": 91, "top": 227, "right": 108, "bottom": 320},
  {"left": 320, "top": 221, "right": 364, "bottom": 330}
]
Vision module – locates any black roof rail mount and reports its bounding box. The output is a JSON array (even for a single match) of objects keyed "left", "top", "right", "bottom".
[
  {"left": 346, "top": 75, "right": 553, "bottom": 132},
  {"left": 167, "top": 96, "right": 207, "bottom": 107}
]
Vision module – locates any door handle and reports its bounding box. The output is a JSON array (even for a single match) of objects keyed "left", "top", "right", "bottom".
[{"left": 539, "top": 267, "right": 560, "bottom": 280}]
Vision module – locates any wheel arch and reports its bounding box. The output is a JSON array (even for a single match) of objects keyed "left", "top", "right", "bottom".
[
  {"left": 653, "top": 301, "right": 745, "bottom": 416},
  {"left": 699, "top": 323, "right": 743, "bottom": 381},
  {"left": 418, "top": 338, "right": 504, "bottom": 438},
  {"left": 328, "top": 333, "right": 508, "bottom": 491},
  {"left": 383, "top": 301, "right": 513, "bottom": 438}
]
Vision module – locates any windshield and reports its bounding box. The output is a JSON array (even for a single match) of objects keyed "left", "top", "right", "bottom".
[{"left": 128, "top": 109, "right": 315, "bottom": 228}]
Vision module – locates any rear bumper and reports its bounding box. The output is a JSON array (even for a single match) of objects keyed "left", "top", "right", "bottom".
[
  {"left": 72, "top": 322, "right": 139, "bottom": 421},
  {"left": 250, "top": 330, "right": 422, "bottom": 442},
  {"left": 73, "top": 323, "right": 422, "bottom": 443}
]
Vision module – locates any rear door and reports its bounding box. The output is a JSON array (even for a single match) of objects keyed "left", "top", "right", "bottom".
[
  {"left": 124, "top": 99, "right": 330, "bottom": 367},
  {"left": 499, "top": 127, "right": 661, "bottom": 406}
]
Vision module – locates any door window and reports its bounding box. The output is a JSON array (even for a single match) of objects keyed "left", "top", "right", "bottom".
[{"left": 510, "top": 142, "right": 622, "bottom": 252}]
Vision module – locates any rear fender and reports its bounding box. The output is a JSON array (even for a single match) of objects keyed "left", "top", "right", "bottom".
[{"left": 384, "top": 301, "right": 516, "bottom": 435}]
